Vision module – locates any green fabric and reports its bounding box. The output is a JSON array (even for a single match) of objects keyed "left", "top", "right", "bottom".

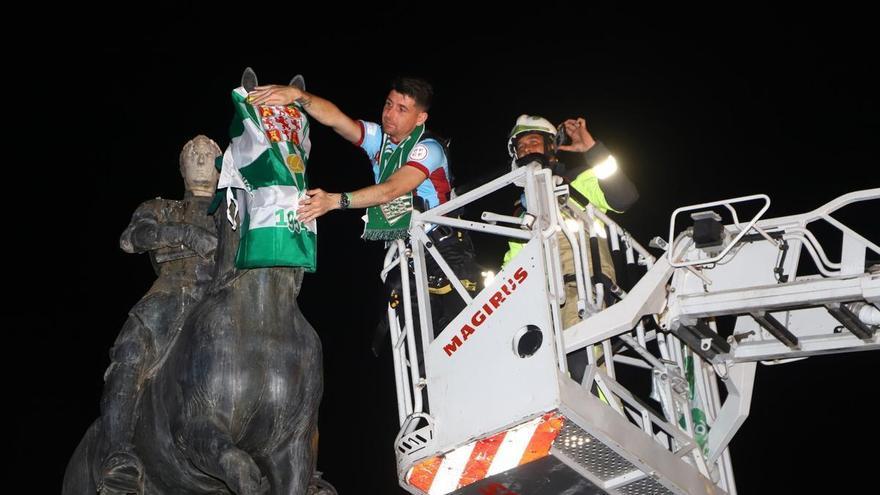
[
  {"left": 679, "top": 355, "right": 710, "bottom": 455},
  {"left": 238, "top": 149, "right": 298, "bottom": 189},
  {"left": 363, "top": 124, "right": 425, "bottom": 241},
  {"left": 502, "top": 167, "right": 616, "bottom": 266},
  {"left": 219, "top": 88, "right": 316, "bottom": 271},
  {"left": 502, "top": 240, "right": 524, "bottom": 268},
  {"left": 570, "top": 168, "right": 614, "bottom": 213},
  {"left": 236, "top": 223, "right": 318, "bottom": 270}
]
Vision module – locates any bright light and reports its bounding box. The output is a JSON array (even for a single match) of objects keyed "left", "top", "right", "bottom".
[
  {"left": 564, "top": 217, "right": 607, "bottom": 238},
  {"left": 481, "top": 270, "right": 496, "bottom": 286},
  {"left": 594, "top": 155, "right": 618, "bottom": 180}
]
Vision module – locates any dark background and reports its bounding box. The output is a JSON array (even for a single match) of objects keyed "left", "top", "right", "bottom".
[{"left": 13, "top": 4, "right": 877, "bottom": 494}]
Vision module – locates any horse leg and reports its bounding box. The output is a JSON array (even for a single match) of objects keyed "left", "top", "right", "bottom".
[
  {"left": 178, "top": 416, "right": 269, "bottom": 495},
  {"left": 262, "top": 424, "right": 318, "bottom": 495},
  {"left": 63, "top": 420, "right": 102, "bottom": 495}
]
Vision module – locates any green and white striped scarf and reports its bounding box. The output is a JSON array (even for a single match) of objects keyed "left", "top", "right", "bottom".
[
  {"left": 217, "top": 87, "right": 317, "bottom": 271},
  {"left": 363, "top": 124, "right": 424, "bottom": 241}
]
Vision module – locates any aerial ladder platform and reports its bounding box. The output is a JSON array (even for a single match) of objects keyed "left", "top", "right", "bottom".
[{"left": 380, "top": 162, "right": 879, "bottom": 495}]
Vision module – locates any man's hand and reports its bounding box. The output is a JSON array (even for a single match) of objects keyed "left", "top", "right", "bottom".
[
  {"left": 558, "top": 117, "right": 596, "bottom": 152},
  {"left": 247, "top": 85, "right": 305, "bottom": 107},
  {"left": 298, "top": 188, "right": 340, "bottom": 223}
]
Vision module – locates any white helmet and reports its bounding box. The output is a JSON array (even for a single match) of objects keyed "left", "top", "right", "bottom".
[{"left": 507, "top": 114, "right": 557, "bottom": 157}]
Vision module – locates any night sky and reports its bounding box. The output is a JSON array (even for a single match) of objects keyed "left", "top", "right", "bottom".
[{"left": 16, "top": 5, "right": 877, "bottom": 494}]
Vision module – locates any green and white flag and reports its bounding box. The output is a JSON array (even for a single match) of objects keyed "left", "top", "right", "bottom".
[
  {"left": 217, "top": 87, "right": 316, "bottom": 271},
  {"left": 681, "top": 354, "right": 710, "bottom": 455}
]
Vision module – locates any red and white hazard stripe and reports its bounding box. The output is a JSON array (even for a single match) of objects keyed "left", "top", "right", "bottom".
[{"left": 407, "top": 412, "right": 564, "bottom": 495}]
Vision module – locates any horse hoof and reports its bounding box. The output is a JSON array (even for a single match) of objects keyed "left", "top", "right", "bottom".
[
  {"left": 98, "top": 450, "right": 144, "bottom": 495},
  {"left": 219, "top": 449, "right": 265, "bottom": 495},
  {"left": 307, "top": 471, "right": 338, "bottom": 495}
]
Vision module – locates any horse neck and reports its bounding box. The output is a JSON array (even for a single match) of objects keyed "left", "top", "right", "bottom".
[
  {"left": 211, "top": 202, "right": 303, "bottom": 302},
  {"left": 212, "top": 206, "right": 240, "bottom": 282},
  {"left": 239, "top": 268, "right": 303, "bottom": 303}
]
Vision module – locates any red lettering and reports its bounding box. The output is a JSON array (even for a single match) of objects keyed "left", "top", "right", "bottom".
[
  {"left": 446, "top": 266, "right": 531, "bottom": 358},
  {"left": 489, "top": 291, "right": 506, "bottom": 309},
  {"left": 444, "top": 336, "right": 463, "bottom": 356},
  {"left": 471, "top": 311, "right": 486, "bottom": 327}
]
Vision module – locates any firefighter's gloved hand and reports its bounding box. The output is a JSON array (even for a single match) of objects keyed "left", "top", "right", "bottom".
[{"left": 558, "top": 118, "right": 596, "bottom": 152}]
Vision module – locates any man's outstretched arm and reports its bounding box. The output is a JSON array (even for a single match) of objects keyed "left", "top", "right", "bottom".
[
  {"left": 297, "top": 167, "right": 426, "bottom": 223},
  {"left": 247, "top": 85, "right": 362, "bottom": 144}
]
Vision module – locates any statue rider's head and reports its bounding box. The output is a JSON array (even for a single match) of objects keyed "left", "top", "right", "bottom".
[
  {"left": 507, "top": 114, "right": 558, "bottom": 170},
  {"left": 180, "top": 135, "right": 222, "bottom": 197}
]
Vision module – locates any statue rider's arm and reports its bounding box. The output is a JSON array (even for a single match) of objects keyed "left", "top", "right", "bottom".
[
  {"left": 120, "top": 200, "right": 217, "bottom": 259},
  {"left": 246, "top": 85, "right": 362, "bottom": 144}
]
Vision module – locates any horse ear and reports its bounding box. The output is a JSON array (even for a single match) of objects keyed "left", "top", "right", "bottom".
[
  {"left": 289, "top": 74, "right": 305, "bottom": 92},
  {"left": 242, "top": 67, "right": 258, "bottom": 93}
]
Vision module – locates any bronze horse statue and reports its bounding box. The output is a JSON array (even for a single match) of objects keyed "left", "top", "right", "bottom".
[{"left": 64, "top": 182, "right": 325, "bottom": 494}]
